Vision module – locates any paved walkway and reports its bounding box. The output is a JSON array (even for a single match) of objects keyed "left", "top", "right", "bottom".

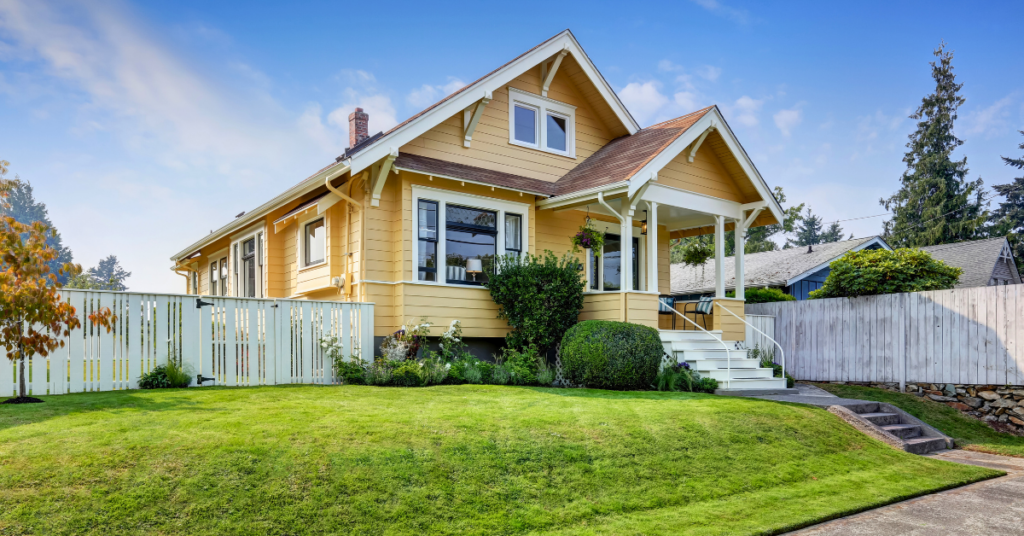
[{"left": 787, "top": 449, "right": 1024, "bottom": 535}]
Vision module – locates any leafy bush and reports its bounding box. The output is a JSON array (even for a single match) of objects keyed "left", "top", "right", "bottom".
[
  {"left": 490, "top": 364, "right": 511, "bottom": 385},
  {"left": 536, "top": 363, "right": 555, "bottom": 386},
  {"left": 655, "top": 362, "right": 701, "bottom": 392},
  {"left": 364, "top": 362, "right": 393, "bottom": 386},
  {"left": 138, "top": 360, "right": 193, "bottom": 389},
  {"left": 727, "top": 287, "right": 795, "bottom": 303},
  {"left": 391, "top": 362, "right": 424, "bottom": 387},
  {"left": 487, "top": 251, "right": 585, "bottom": 352},
  {"left": 697, "top": 377, "right": 719, "bottom": 393},
  {"left": 334, "top": 359, "right": 366, "bottom": 385},
  {"left": 501, "top": 345, "right": 541, "bottom": 385},
  {"left": 560, "top": 321, "right": 663, "bottom": 390},
  {"left": 808, "top": 248, "right": 962, "bottom": 299}
]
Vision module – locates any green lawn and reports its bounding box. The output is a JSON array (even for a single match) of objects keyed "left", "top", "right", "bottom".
[
  {"left": 817, "top": 383, "right": 1024, "bottom": 458},
  {"left": 0, "top": 385, "right": 998, "bottom": 535}
]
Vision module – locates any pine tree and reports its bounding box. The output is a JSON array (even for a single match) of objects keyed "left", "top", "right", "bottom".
[
  {"left": 745, "top": 187, "right": 804, "bottom": 253},
  {"left": 819, "top": 222, "right": 845, "bottom": 243},
  {"left": 0, "top": 163, "right": 74, "bottom": 284},
  {"left": 880, "top": 42, "right": 987, "bottom": 247},
  {"left": 989, "top": 131, "right": 1024, "bottom": 272},
  {"left": 786, "top": 208, "right": 825, "bottom": 248}
]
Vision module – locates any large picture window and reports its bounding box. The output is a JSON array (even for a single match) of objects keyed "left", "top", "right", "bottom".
[
  {"left": 589, "top": 233, "right": 640, "bottom": 292},
  {"left": 508, "top": 87, "right": 576, "bottom": 158},
  {"left": 412, "top": 187, "right": 528, "bottom": 287}
]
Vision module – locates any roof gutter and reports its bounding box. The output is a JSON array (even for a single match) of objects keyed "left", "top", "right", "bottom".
[{"left": 169, "top": 161, "right": 351, "bottom": 262}]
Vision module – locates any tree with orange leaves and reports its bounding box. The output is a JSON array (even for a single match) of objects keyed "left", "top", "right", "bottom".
[{"left": 0, "top": 161, "right": 114, "bottom": 402}]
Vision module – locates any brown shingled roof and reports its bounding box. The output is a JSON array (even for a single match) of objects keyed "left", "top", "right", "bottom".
[{"left": 550, "top": 106, "right": 714, "bottom": 196}]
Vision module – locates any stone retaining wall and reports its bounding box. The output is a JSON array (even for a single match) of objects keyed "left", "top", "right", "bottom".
[{"left": 818, "top": 381, "right": 1024, "bottom": 435}]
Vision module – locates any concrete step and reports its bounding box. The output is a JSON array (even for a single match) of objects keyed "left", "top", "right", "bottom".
[
  {"left": 701, "top": 367, "right": 775, "bottom": 381},
  {"left": 683, "top": 357, "right": 761, "bottom": 369},
  {"left": 882, "top": 423, "right": 923, "bottom": 439},
  {"left": 856, "top": 411, "right": 897, "bottom": 425},
  {"left": 715, "top": 377, "right": 788, "bottom": 390},
  {"left": 658, "top": 330, "right": 722, "bottom": 342},
  {"left": 903, "top": 436, "right": 949, "bottom": 455}
]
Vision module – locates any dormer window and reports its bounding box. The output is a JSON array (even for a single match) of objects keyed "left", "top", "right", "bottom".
[{"left": 508, "top": 87, "right": 575, "bottom": 158}]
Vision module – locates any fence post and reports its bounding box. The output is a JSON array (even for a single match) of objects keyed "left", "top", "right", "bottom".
[{"left": 265, "top": 301, "right": 277, "bottom": 386}]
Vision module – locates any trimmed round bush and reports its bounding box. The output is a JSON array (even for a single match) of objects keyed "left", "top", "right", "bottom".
[{"left": 559, "top": 320, "right": 663, "bottom": 390}]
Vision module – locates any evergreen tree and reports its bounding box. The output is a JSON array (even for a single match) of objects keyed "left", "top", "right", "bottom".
[
  {"left": 880, "top": 42, "right": 987, "bottom": 247},
  {"left": 87, "top": 255, "right": 131, "bottom": 291},
  {"left": 989, "top": 131, "right": 1024, "bottom": 272},
  {"left": 820, "top": 222, "right": 845, "bottom": 244},
  {"left": 0, "top": 162, "right": 74, "bottom": 284},
  {"left": 786, "top": 208, "right": 827, "bottom": 248}
]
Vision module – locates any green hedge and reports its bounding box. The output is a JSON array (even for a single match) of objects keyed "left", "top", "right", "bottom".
[
  {"left": 560, "top": 320, "right": 663, "bottom": 390},
  {"left": 726, "top": 287, "right": 795, "bottom": 303}
]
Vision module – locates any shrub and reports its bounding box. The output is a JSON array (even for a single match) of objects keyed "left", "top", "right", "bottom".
[
  {"left": 501, "top": 345, "right": 541, "bottom": 385},
  {"left": 655, "top": 362, "right": 700, "bottom": 392},
  {"left": 420, "top": 358, "right": 451, "bottom": 385},
  {"left": 461, "top": 359, "right": 484, "bottom": 384},
  {"left": 560, "top": 320, "right": 663, "bottom": 390},
  {"left": 139, "top": 360, "right": 193, "bottom": 389},
  {"left": 697, "top": 377, "right": 719, "bottom": 393},
  {"left": 487, "top": 251, "right": 585, "bottom": 353},
  {"left": 391, "top": 362, "right": 424, "bottom": 387},
  {"left": 489, "top": 364, "right": 511, "bottom": 385},
  {"left": 333, "top": 359, "right": 366, "bottom": 385},
  {"left": 536, "top": 363, "right": 555, "bottom": 386},
  {"left": 364, "top": 362, "right": 394, "bottom": 386},
  {"left": 727, "top": 287, "right": 795, "bottom": 303},
  {"left": 808, "top": 248, "right": 962, "bottom": 299}
]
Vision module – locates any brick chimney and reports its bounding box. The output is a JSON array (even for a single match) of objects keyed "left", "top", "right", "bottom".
[{"left": 348, "top": 107, "right": 369, "bottom": 148}]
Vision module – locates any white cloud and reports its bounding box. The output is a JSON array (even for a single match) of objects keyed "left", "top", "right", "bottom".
[
  {"left": 329, "top": 92, "right": 398, "bottom": 136},
  {"left": 964, "top": 95, "right": 1014, "bottom": 137},
  {"left": 406, "top": 77, "right": 466, "bottom": 108},
  {"left": 674, "top": 91, "right": 700, "bottom": 112},
  {"left": 618, "top": 81, "right": 669, "bottom": 126},
  {"left": 773, "top": 107, "right": 802, "bottom": 137},
  {"left": 658, "top": 59, "right": 683, "bottom": 73},
  {"left": 689, "top": 0, "right": 751, "bottom": 24},
  {"left": 730, "top": 95, "right": 763, "bottom": 127},
  {"left": 697, "top": 65, "right": 722, "bottom": 82}
]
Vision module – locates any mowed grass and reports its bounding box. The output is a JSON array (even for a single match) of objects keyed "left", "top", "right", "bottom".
[
  {"left": 0, "top": 385, "right": 998, "bottom": 535},
  {"left": 817, "top": 383, "right": 1024, "bottom": 458}
]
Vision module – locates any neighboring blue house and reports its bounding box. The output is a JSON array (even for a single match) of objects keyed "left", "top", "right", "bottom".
[{"left": 670, "top": 236, "right": 891, "bottom": 301}]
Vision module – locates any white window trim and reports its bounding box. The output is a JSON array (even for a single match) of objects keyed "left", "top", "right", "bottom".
[
  {"left": 508, "top": 87, "right": 576, "bottom": 158},
  {"left": 207, "top": 247, "right": 228, "bottom": 297},
  {"left": 230, "top": 224, "right": 265, "bottom": 298},
  {"left": 583, "top": 218, "right": 646, "bottom": 293},
  {"left": 411, "top": 185, "right": 530, "bottom": 288},
  {"left": 298, "top": 212, "right": 327, "bottom": 270}
]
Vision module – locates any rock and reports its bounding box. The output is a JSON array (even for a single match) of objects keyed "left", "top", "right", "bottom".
[
  {"left": 928, "top": 384, "right": 940, "bottom": 391},
  {"left": 990, "top": 398, "right": 1017, "bottom": 409},
  {"left": 947, "top": 402, "right": 972, "bottom": 411},
  {"left": 944, "top": 384, "right": 956, "bottom": 396},
  {"left": 999, "top": 414, "right": 1009, "bottom": 423},
  {"left": 1012, "top": 390, "right": 1024, "bottom": 397},
  {"left": 978, "top": 391, "right": 1002, "bottom": 401},
  {"left": 1010, "top": 416, "right": 1024, "bottom": 426},
  {"left": 925, "top": 390, "right": 944, "bottom": 397},
  {"left": 928, "top": 394, "right": 957, "bottom": 402},
  {"left": 968, "top": 387, "right": 978, "bottom": 397},
  {"left": 995, "top": 407, "right": 1007, "bottom": 416},
  {"left": 956, "top": 388, "right": 966, "bottom": 395},
  {"left": 1012, "top": 407, "right": 1024, "bottom": 416},
  {"left": 983, "top": 415, "right": 998, "bottom": 422},
  {"left": 997, "top": 389, "right": 1011, "bottom": 395},
  {"left": 959, "top": 396, "right": 984, "bottom": 408}
]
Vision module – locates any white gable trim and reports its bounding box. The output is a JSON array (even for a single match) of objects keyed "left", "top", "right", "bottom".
[
  {"left": 624, "top": 107, "right": 785, "bottom": 227},
  {"left": 786, "top": 236, "right": 893, "bottom": 287},
  {"left": 346, "top": 30, "right": 639, "bottom": 176}
]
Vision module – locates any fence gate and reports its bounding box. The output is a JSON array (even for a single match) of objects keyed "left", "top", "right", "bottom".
[{"left": 2, "top": 290, "right": 374, "bottom": 397}]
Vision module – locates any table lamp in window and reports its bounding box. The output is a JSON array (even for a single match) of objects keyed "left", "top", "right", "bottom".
[{"left": 466, "top": 258, "right": 483, "bottom": 282}]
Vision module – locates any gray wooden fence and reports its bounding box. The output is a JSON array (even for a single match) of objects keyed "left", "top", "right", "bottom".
[{"left": 745, "top": 285, "right": 1024, "bottom": 387}]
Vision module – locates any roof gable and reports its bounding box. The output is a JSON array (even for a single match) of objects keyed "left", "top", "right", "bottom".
[{"left": 919, "top": 237, "right": 1020, "bottom": 288}]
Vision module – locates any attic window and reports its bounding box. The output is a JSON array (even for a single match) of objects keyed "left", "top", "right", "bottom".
[{"left": 508, "top": 87, "right": 575, "bottom": 158}]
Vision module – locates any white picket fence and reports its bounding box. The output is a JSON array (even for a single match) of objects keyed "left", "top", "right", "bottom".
[
  {"left": 746, "top": 285, "right": 1024, "bottom": 387},
  {"left": 3, "top": 289, "right": 374, "bottom": 397}
]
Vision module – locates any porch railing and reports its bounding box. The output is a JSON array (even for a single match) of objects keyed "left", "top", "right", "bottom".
[
  {"left": 659, "top": 298, "right": 732, "bottom": 388},
  {"left": 713, "top": 301, "right": 786, "bottom": 383}
]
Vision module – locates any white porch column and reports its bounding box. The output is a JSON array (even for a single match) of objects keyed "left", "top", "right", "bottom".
[
  {"left": 714, "top": 215, "right": 726, "bottom": 298},
  {"left": 620, "top": 204, "right": 632, "bottom": 291},
  {"left": 735, "top": 217, "right": 745, "bottom": 300},
  {"left": 646, "top": 201, "right": 658, "bottom": 293}
]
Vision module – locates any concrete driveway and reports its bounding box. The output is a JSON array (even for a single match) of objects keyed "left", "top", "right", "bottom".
[{"left": 788, "top": 450, "right": 1024, "bottom": 535}]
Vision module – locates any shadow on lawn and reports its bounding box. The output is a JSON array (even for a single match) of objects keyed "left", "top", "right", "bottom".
[
  {"left": 0, "top": 390, "right": 221, "bottom": 433},
  {"left": 523, "top": 386, "right": 714, "bottom": 401}
]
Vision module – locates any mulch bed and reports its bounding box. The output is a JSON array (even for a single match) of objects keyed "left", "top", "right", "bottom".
[{"left": 1, "top": 396, "right": 44, "bottom": 404}]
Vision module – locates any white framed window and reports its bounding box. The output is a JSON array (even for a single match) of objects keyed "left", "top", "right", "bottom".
[
  {"left": 230, "top": 224, "right": 265, "bottom": 298},
  {"left": 508, "top": 87, "right": 576, "bottom": 158},
  {"left": 412, "top": 185, "right": 529, "bottom": 287},
  {"left": 303, "top": 218, "right": 326, "bottom": 267},
  {"left": 583, "top": 219, "right": 645, "bottom": 293}
]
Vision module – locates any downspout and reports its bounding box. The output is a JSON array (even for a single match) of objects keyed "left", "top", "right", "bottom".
[{"left": 326, "top": 172, "right": 362, "bottom": 301}]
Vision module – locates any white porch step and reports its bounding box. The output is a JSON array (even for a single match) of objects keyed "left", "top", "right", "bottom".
[
  {"left": 658, "top": 330, "right": 722, "bottom": 342},
  {"left": 684, "top": 357, "right": 761, "bottom": 369},
  {"left": 673, "top": 348, "right": 749, "bottom": 360},
  {"left": 715, "top": 377, "right": 788, "bottom": 389},
  {"left": 700, "top": 367, "right": 775, "bottom": 381},
  {"left": 669, "top": 340, "right": 729, "bottom": 350}
]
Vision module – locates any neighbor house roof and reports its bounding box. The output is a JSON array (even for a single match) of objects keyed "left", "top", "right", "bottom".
[
  {"left": 918, "top": 237, "right": 1020, "bottom": 288},
  {"left": 671, "top": 236, "right": 890, "bottom": 295}
]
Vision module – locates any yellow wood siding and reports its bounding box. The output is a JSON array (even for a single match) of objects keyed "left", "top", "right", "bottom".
[
  {"left": 399, "top": 67, "right": 616, "bottom": 183},
  {"left": 581, "top": 293, "right": 623, "bottom": 322},
  {"left": 712, "top": 298, "right": 746, "bottom": 341},
  {"left": 658, "top": 137, "right": 750, "bottom": 203},
  {"left": 624, "top": 292, "right": 659, "bottom": 328}
]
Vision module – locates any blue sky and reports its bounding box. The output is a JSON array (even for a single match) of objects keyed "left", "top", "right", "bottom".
[{"left": 1, "top": 0, "right": 1022, "bottom": 291}]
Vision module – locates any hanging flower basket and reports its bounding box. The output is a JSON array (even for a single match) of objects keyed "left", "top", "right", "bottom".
[
  {"left": 680, "top": 234, "right": 714, "bottom": 267},
  {"left": 571, "top": 222, "right": 605, "bottom": 257}
]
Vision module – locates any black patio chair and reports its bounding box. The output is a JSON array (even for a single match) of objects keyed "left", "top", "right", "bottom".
[{"left": 681, "top": 296, "right": 714, "bottom": 331}]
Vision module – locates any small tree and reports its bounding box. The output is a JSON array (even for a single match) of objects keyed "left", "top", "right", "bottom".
[
  {"left": 808, "top": 248, "right": 962, "bottom": 299},
  {"left": 0, "top": 167, "right": 114, "bottom": 402},
  {"left": 486, "top": 251, "right": 585, "bottom": 352}
]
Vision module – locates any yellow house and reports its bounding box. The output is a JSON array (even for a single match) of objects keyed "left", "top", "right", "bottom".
[{"left": 170, "top": 30, "right": 787, "bottom": 387}]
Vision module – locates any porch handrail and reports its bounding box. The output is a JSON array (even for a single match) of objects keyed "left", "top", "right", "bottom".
[
  {"left": 658, "top": 298, "right": 731, "bottom": 389},
  {"left": 713, "top": 301, "right": 786, "bottom": 383}
]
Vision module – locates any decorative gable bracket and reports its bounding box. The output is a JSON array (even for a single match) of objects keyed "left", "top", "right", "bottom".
[
  {"left": 540, "top": 44, "right": 571, "bottom": 98},
  {"left": 688, "top": 125, "right": 716, "bottom": 163},
  {"left": 462, "top": 91, "right": 493, "bottom": 148},
  {"left": 370, "top": 147, "right": 399, "bottom": 207}
]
